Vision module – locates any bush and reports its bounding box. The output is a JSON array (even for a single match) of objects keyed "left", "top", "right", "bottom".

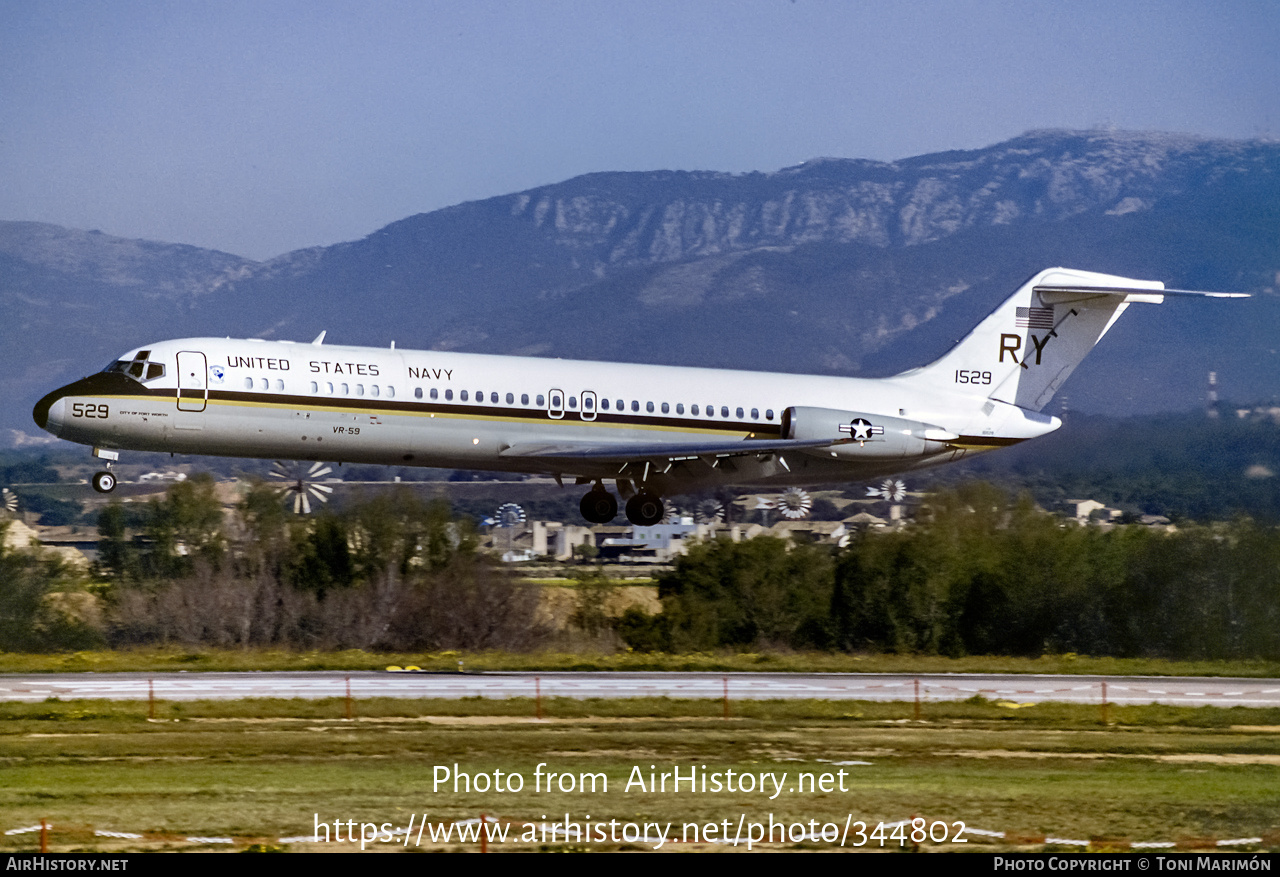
[{"left": 615, "top": 608, "right": 671, "bottom": 653}]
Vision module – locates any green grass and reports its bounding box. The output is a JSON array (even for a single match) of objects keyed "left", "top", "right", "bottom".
[
  {"left": 1, "top": 697, "right": 1278, "bottom": 852},
  {"left": 1, "top": 648, "right": 1278, "bottom": 677}
]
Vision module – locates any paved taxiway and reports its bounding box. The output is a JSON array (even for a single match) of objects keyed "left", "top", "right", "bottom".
[{"left": 1, "top": 672, "right": 1278, "bottom": 707}]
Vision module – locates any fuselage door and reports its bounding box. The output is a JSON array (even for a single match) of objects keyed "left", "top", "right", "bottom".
[
  {"left": 547, "top": 388, "right": 565, "bottom": 420},
  {"left": 580, "top": 390, "right": 597, "bottom": 422},
  {"left": 176, "top": 350, "right": 208, "bottom": 412}
]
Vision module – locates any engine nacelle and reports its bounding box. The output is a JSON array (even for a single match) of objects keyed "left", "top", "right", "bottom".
[{"left": 781, "top": 406, "right": 958, "bottom": 460}]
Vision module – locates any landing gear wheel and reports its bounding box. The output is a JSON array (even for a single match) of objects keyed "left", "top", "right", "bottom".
[
  {"left": 625, "top": 491, "right": 664, "bottom": 526},
  {"left": 91, "top": 471, "right": 117, "bottom": 493},
  {"left": 580, "top": 489, "right": 618, "bottom": 524}
]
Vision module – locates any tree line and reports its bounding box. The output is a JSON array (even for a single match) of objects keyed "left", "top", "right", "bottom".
[
  {"left": 2, "top": 477, "right": 1279, "bottom": 659},
  {"left": 621, "top": 481, "right": 1280, "bottom": 660},
  {"left": 2, "top": 475, "right": 545, "bottom": 652}
]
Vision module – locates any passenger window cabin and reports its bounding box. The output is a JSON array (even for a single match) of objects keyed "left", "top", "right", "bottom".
[{"left": 313, "top": 371, "right": 776, "bottom": 432}]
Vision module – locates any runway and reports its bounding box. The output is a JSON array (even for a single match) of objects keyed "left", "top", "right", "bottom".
[{"left": 1, "top": 671, "right": 1278, "bottom": 707}]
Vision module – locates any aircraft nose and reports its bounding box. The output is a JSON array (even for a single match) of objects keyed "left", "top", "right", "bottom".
[
  {"left": 34, "top": 371, "right": 138, "bottom": 438},
  {"left": 33, "top": 388, "right": 67, "bottom": 436}
]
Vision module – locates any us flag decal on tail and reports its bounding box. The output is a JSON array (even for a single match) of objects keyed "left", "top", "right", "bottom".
[{"left": 1016, "top": 306, "right": 1054, "bottom": 329}]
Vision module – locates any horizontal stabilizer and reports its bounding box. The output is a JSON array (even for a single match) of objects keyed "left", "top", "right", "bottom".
[{"left": 1034, "top": 284, "right": 1249, "bottom": 302}]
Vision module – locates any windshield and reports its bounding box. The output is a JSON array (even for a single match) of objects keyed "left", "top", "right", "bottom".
[{"left": 101, "top": 350, "right": 165, "bottom": 383}]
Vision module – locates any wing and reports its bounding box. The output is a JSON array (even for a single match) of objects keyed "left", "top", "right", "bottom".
[{"left": 499, "top": 436, "right": 835, "bottom": 467}]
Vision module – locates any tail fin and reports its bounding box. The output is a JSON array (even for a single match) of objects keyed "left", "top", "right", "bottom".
[{"left": 895, "top": 267, "right": 1240, "bottom": 412}]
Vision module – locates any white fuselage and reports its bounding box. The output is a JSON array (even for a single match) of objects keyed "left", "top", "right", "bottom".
[{"left": 35, "top": 336, "right": 1055, "bottom": 494}]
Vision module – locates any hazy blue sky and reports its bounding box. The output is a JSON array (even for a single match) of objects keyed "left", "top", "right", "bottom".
[{"left": 2, "top": 0, "right": 1277, "bottom": 259}]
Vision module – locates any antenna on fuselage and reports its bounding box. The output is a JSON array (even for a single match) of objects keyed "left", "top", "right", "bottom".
[{"left": 311, "top": 331, "right": 326, "bottom": 345}]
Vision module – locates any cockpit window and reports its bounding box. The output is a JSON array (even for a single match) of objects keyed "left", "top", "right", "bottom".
[{"left": 102, "top": 350, "right": 165, "bottom": 384}]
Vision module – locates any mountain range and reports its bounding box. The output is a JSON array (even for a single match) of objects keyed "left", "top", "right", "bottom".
[{"left": 4, "top": 129, "right": 1279, "bottom": 444}]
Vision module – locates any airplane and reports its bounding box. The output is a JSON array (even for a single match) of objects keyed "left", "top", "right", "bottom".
[{"left": 32, "top": 267, "right": 1244, "bottom": 525}]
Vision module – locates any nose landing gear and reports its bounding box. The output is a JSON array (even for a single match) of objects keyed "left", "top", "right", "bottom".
[{"left": 90, "top": 447, "right": 119, "bottom": 493}]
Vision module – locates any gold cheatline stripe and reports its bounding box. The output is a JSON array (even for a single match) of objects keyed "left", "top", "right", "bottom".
[{"left": 96, "top": 393, "right": 767, "bottom": 439}]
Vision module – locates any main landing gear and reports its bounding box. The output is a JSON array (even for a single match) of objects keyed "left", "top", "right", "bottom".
[
  {"left": 578, "top": 482, "right": 665, "bottom": 526},
  {"left": 625, "top": 491, "right": 664, "bottom": 527},
  {"left": 579, "top": 485, "right": 618, "bottom": 524}
]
